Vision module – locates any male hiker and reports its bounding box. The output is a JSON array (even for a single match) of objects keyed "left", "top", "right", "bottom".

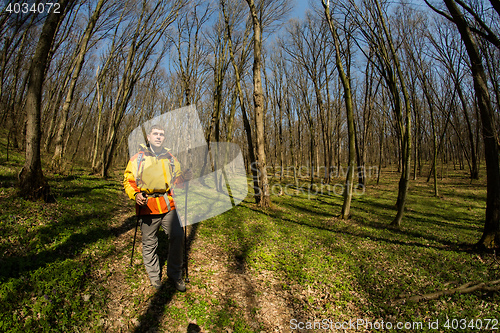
[{"left": 123, "top": 124, "right": 191, "bottom": 291}]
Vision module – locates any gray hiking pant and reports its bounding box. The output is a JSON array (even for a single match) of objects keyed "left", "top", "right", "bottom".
[{"left": 140, "top": 209, "right": 184, "bottom": 282}]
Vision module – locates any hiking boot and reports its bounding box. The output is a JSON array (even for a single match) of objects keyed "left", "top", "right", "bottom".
[
  {"left": 169, "top": 277, "right": 186, "bottom": 292},
  {"left": 150, "top": 279, "right": 162, "bottom": 290}
]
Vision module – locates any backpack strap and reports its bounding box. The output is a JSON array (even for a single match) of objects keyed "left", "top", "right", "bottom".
[{"left": 160, "top": 151, "right": 176, "bottom": 212}]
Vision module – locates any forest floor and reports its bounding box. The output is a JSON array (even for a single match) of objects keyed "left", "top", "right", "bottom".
[{"left": 1, "top": 143, "right": 500, "bottom": 332}]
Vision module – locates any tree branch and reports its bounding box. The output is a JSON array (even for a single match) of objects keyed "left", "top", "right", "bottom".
[
  {"left": 455, "top": 0, "right": 500, "bottom": 50},
  {"left": 393, "top": 279, "right": 500, "bottom": 305},
  {"left": 424, "top": 0, "right": 454, "bottom": 22}
]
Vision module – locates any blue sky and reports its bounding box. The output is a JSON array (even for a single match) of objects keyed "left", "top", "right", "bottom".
[{"left": 290, "top": 0, "right": 312, "bottom": 20}]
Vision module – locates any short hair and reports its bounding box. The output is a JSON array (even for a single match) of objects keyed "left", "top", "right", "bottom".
[{"left": 149, "top": 124, "right": 164, "bottom": 134}]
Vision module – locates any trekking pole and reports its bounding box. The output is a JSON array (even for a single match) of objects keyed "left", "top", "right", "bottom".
[
  {"left": 184, "top": 178, "right": 190, "bottom": 283},
  {"left": 130, "top": 215, "right": 140, "bottom": 267},
  {"left": 130, "top": 192, "right": 146, "bottom": 266}
]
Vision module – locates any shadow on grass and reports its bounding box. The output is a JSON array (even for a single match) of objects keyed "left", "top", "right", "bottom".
[
  {"left": 409, "top": 212, "right": 483, "bottom": 231},
  {"left": 356, "top": 196, "right": 483, "bottom": 235},
  {"left": 286, "top": 200, "right": 338, "bottom": 219},
  {"left": 198, "top": 206, "right": 269, "bottom": 330},
  {"left": 0, "top": 174, "right": 17, "bottom": 187},
  {"left": 0, "top": 206, "right": 138, "bottom": 331},
  {"left": 255, "top": 201, "right": 482, "bottom": 319},
  {"left": 52, "top": 183, "right": 120, "bottom": 199},
  {"left": 133, "top": 283, "right": 177, "bottom": 333},
  {"left": 250, "top": 198, "right": 473, "bottom": 254},
  {"left": 347, "top": 222, "right": 469, "bottom": 252},
  {"left": 187, "top": 322, "right": 202, "bottom": 332},
  {"left": 0, "top": 213, "right": 137, "bottom": 281}
]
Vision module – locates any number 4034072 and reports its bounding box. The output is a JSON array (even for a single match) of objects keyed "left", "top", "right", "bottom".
[
  {"left": 4, "top": 2, "right": 61, "bottom": 14},
  {"left": 443, "top": 318, "right": 498, "bottom": 330}
]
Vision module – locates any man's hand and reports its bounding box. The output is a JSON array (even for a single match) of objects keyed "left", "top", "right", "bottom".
[
  {"left": 183, "top": 169, "right": 193, "bottom": 181},
  {"left": 136, "top": 192, "right": 148, "bottom": 206}
]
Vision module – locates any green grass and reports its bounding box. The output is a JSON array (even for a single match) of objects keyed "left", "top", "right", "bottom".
[
  {"left": 0, "top": 138, "right": 126, "bottom": 331},
  {"left": 190, "top": 171, "right": 498, "bottom": 331},
  {"left": 0, "top": 171, "right": 125, "bottom": 332},
  {"left": 1, "top": 136, "right": 498, "bottom": 332}
]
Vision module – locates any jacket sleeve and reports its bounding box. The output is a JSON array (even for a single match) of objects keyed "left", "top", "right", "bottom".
[
  {"left": 123, "top": 159, "right": 140, "bottom": 200},
  {"left": 171, "top": 156, "right": 186, "bottom": 188}
]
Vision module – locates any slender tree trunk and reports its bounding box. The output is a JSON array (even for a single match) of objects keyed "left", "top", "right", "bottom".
[
  {"left": 324, "top": 70, "right": 333, "bottom": 183},
  {"left": 457, "top": 82, "right": 479, "bottom": 180},
  {"left": 278, "top": 95, "right": 284, "bottom": 183},
  {"left": 370, "top": 0, "right": 412, "bottom": 227},
  {"left": 354, "top": 117, "right": 364, "bottom": 187},
  {"left": 70, "top": 95, "right": 95, "bottom": 165},
  {"left": 221, "top": 1, "right": 260, "bottom": 202},
  {"left": 430, "top": 99, "right": 439, "bottom": 196},
  {"left": 420, "top": 74, "right": 439, "bottom": 196},
  {"left": 226, "top": 89, "right": 238, "bottom": 142},
  {"left": 52, "top": 0, "right": 105, "bottom": 172},
  {"left": 377, "top": 110, "right": 385, "bottom": 185},
  {"left": 7, "top": 26, "right": 31, "bottom": 151},
  {"left": 245, "top": 0, "right": 270, "bottom": 207},
  {"left": 285, "top": 96, "right": 297, "bottom": 185},
  {"left": 91, "top": 67, "right": 104, "bottom": 172},
  {"left": 322, "top": 0, "right": 356, "bottom": 219}
]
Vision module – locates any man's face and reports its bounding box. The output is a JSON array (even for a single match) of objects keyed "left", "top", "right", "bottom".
[{"left": 147, "top": 129, "right": 165, "bottom": 148}]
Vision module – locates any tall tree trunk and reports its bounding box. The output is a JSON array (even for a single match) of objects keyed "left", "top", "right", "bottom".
[
  {"left": 354, "top": 117, "right": 364, "bottom": 187},
  {"left": 377, "top": 109, "right": 385, "bottom": 185},
  {"left": 278, "top": 93, "right": 284, "bottom": 183},
  {"left": 285, "top": 96, "right": 297, "bottom": 185},
  {"left": 428, "top": 94, "right": 439, "bottom": 197},
  {"left": 245, "top": 0, "right": 270, "bottom": 207},
  {"left": 443, "top": 0, "right": 500, "bottom": 249},
  {"left": 18, "top": 0, "right": 75, "bottom": 201},
  {"left": 370, "top": 0, "right": 412, "bottom": 228},
  {"left": 221, "top": 0, "right": 260, "bottom": 203},
  {"left": 91, "top": 67, "right": 104, "bottom": 172},
  {"left": 457, "top": 81, "right": 479, "bottom": 180},
  {"left": 322, "top": 0, "right": 356, "bottom": 219}
]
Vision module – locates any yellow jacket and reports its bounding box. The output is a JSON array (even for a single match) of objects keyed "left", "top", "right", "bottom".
[{"left": 123, "top": 144, "right": 185, "bottom": 215}]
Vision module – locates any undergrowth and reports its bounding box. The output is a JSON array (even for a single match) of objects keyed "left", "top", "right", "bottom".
[{"left": 1, "top": 136, "right": 499, "bottom": 332}]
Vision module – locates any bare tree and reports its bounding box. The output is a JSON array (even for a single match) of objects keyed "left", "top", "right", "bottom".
[
  {"left": 427, "top": 0, "right": 500, "bottom": 249},
  {"left": 205, "top": 11, "right": 229, "bottom": 147},
  {"left": 173, "top": 1, "right": 211, "bottom": 107},
  {"left": 222, "top": 0, "right": 259, "bottom": 196},
  {"left": 51, "top": 0, "right": 109, "bottom": 172},
  {"left": 18, "top": 0, "right": 76, "bottom": 200},
  {"left": 349, "top": 0, "right": 413, "bottom": 227},
  {"left": 322, "top": 0, "right": 357, "bottom": 219},
  {"left": 1, "top": 11, "right": 42, "bottom": 153},
  {"left": 282, "top": 13, "right": 334, "bottom": 187},
  {"left": 98, "top": 0, "right": 185, "bottom": 177},
  {"left": 427, "top": 21, "right": 480, "bottom": 180},
  {"left": 244, "top": 0, "right": 268, "bottom": 206}
]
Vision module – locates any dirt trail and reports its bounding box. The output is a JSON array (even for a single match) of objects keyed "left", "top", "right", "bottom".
[{"left": 95, "top": 194, "right": 363, "bottom": 332}]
